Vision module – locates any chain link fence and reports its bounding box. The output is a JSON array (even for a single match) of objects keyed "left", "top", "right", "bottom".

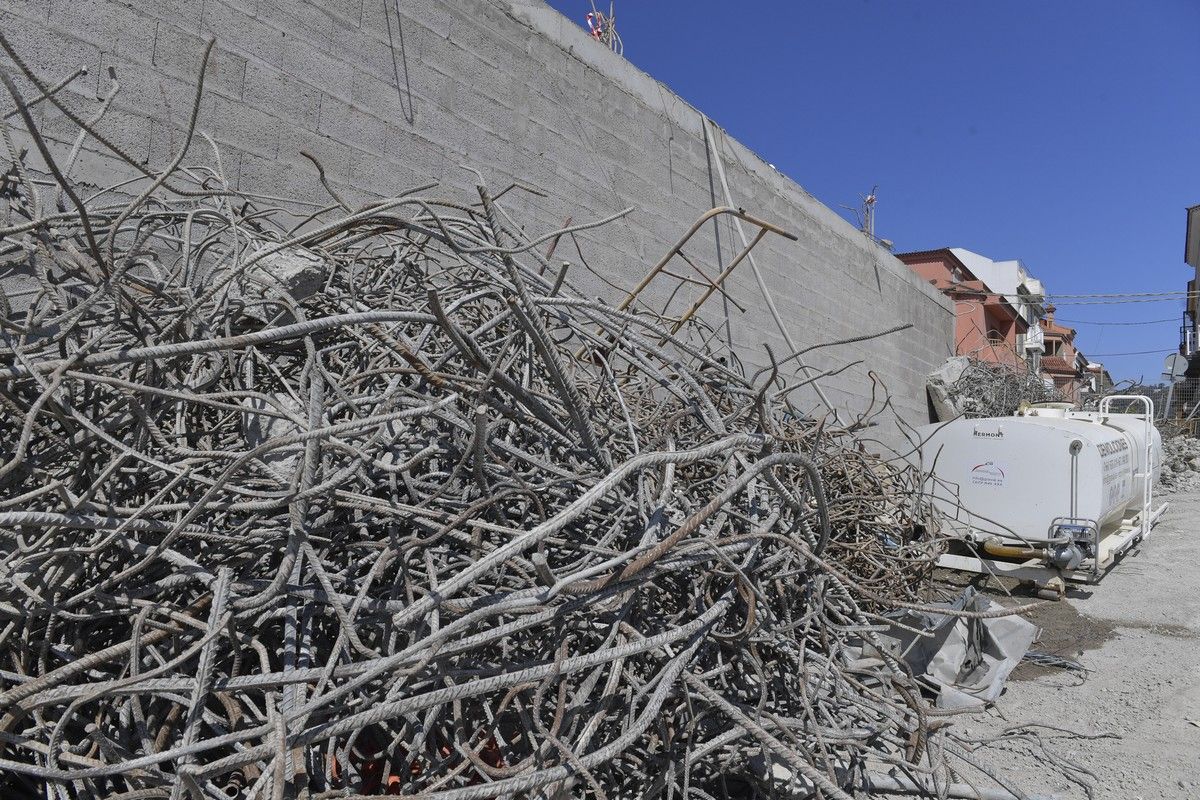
[
  {"left": 1162, "top": 380, "right": 1199, "bottom": 436},
  {"left": 1086, "top": 381, "right": 1199, "bottom": 437}
]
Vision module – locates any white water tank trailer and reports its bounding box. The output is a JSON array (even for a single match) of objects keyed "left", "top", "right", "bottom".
[{"left": 914, "top": 396, "right": 1167, "bottom": 592}]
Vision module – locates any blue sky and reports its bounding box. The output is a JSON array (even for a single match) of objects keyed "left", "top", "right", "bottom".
[{"left": 544, "top": 0, "right": 1200, "bottom": 382}]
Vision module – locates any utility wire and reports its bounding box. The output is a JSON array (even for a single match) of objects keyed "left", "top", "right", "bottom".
[
  {"left": 1083, "top": 348, "right": 1178, "bottom": 357},
  {"left": 1055, "top": 317, "right": 1178, "bottom": 326},
  {"left": 1045, "top": 290, "right": 1195, "bottom": 299},
  {"left": 1046, "top": 298, "right": 1193, "bottom": 305},
  {"left": 938, "top": 288, "right": 1197, "bottom": 303}
]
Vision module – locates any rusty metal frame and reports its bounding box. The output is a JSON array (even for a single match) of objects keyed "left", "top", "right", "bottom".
[{"left": 617, "top": 206, "right": 796, "bottom": 321}]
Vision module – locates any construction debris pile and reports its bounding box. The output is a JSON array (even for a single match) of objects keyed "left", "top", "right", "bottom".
[
  {"left": 1159, "top": 435, "right": 1200, "bottom": 493},
  {"left": 0, "top": 180, "right": 964, "bottom": 798},
  {"left": 927, "top": 356, "right": 1064, "bottom": 421},
  {"left": 0, "top": 42, "right": 1075, "bottom": 800}
]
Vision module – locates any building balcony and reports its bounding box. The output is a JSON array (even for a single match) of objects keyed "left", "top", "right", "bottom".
[
  {"left": 983, "top": 337, "right": 1027, "bottom": 369},
  {"left": 1189, "top": 278, "right": 1197, "bottom": 327}
]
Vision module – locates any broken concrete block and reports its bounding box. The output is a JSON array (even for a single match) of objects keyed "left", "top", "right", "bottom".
[
  {"left": 228, "top": 246, "right": 329, "bottom": 324},
  {"left": 248, "top": 247, "right": 327, "bottom": 302},
  {"left": 241, "top": 393, "right": 305, "bottom": 483},
  {"left": 928, "top": 355, "right": 970, "bottom": 386}
]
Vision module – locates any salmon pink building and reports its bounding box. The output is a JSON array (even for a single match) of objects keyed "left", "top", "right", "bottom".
[
  {"left": 1038, "top": 306, "right": 1087, "bottom": 404},
  {"left": 895, "top": 246, "right": 1101, "bottom": 404},
  {"left": 895, "top": 248, "right": 1030, "bottom": 368}
]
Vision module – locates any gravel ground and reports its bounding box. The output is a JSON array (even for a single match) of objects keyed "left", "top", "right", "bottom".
[{"left": 962, "top": 490, "right": 1200, "bottom": 799}]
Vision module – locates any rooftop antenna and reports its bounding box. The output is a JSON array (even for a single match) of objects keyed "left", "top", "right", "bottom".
[
  {"left": 841, "top": 185, "right": 882, "bottom": 244},
  {"left": 585, "top": 1, "right": 623, "bottom": 55},
  {"left": 862, "top": 185, "right": 877, "bottom": 240}
]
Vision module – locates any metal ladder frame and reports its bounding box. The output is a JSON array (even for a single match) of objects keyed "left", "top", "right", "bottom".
[{"left": 1099, "top": 394, "right": 1155, "bottom": 540}]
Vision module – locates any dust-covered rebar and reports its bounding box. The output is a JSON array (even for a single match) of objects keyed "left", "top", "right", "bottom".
[
  {"left": 928, "top": 356, "right": 1065, "bottom": 420},
  {"left": 0, "top": 36, "right": 1082, "bottom": 800}
]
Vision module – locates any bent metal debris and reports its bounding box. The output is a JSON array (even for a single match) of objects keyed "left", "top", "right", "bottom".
[{"left": 0, "top": 35, "right": 1086, "bottom": 800}]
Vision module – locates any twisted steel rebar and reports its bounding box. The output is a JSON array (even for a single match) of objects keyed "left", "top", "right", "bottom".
[
  {"left": 932, "top": 357, "right": 1065, "bottom": 419},
  {"left": 0, "top": 37, "right": 1090, "bottom": 800}
]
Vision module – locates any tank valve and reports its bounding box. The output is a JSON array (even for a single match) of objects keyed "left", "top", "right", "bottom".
[
  {"left": 1049, "top": 541, "right": 1084, "bottom": 570},
  {"left": 1047, "top": 521, "right": 1096, "bottom": 570}
]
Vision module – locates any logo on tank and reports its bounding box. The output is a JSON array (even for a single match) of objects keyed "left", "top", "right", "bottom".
[{"left": 969, "top": 461, "right": 1006, "bottom": 487}]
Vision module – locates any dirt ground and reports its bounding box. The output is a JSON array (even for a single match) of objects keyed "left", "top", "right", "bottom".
[{"left": 958, "top": 490, "right": 1200, "bottom": 799}]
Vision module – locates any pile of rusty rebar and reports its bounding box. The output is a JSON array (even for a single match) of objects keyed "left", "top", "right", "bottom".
[{"left": 0, "top": 37, "right": 1076, "bottom": 800}]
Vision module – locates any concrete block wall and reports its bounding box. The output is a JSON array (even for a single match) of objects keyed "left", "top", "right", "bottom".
[{"left": 0, "top": 0, "right": 954, "bottom": 438}]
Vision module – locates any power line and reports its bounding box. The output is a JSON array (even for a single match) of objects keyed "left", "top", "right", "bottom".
[
  {"left": 1055, "top": 317, "right": 1178, "bottom": 326},
  {"left": 1045, "top": 297, "right": 1192, "bottom": 306},
  {"left": 1044, "top": 290, "right": 1193, "bottom": 299},
  {"left": 936, "top": 288, "right": 1197, "bottom": 305},
  {"left": 1083, "top": 348, "right": 1178, "bottom": 357}
]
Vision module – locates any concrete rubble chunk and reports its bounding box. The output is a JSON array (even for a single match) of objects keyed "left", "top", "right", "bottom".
[
  {"left": 249, "top": 248, "right": 327, "bottom": 301},
  {"left": 241, "top": 393, "right": 305, "bottom": 482},
  {"left": 1159, "top": 434, "right": 1200, "bottom": 493},
  {"left": 929, "top": 355, "right": 971, "bottom": 386},
  {"left": 224, "top": 246, "right": 330, "bottom": 324}
]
